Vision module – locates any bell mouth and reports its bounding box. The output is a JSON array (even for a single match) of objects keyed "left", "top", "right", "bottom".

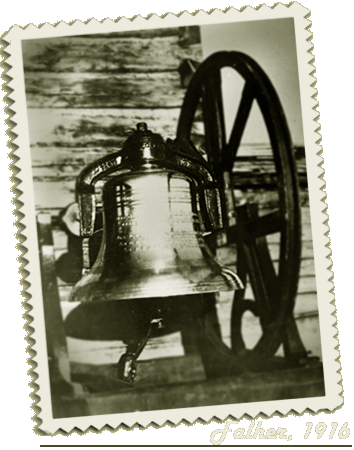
[{"left": 69, "top": 265, "right": 243, "bottom": 302}]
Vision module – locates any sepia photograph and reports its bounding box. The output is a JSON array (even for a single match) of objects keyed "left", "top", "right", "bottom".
[{"left": 23, "top": 18, "right": 324, "bottom": 418}]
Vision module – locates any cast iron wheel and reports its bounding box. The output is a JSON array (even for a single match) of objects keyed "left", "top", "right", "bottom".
[{"left": 177, "top": 51, "right": 304, "bottom": 374}]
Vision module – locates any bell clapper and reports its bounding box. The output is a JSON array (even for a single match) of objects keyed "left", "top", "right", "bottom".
[{"left": 117, "top": 317, "right": 163, "bottom": 384}]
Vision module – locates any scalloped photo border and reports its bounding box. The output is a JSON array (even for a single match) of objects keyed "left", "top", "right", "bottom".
[{"left": 1, "top": 2, "right": 342, "bottom": 434}]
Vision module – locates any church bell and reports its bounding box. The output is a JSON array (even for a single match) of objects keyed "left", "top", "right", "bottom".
[{"left": 69, "top": 123, "right": 243, "bottom": 303}]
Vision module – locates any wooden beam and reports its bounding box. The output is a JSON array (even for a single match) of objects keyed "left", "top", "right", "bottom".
[
  {"left": 37, "top": 213, "right": 74, "bottom": 396},
  {"left": 52, "top": 362, "right": 324, "bottom": 418}
]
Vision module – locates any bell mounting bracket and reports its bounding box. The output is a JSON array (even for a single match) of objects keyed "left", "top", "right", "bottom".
[{"left": 76, "top": 123, "right": 223, "bottom": 238}]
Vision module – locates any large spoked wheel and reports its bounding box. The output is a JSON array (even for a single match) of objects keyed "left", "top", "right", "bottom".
[{"left": 177, "top": 51, "right": 304, "bottom": 374}]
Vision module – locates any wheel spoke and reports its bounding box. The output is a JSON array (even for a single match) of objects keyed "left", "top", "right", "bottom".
[
  {"left": 251, "top": 236, "right": 279, "bottom": 308},
  {"left": 226, "top": 82, "right": 255, "bottom": 166},
  {"left": 243, "top": 239, "right": 273, "bottom": 316},
  {"left": 282, "top": 315, "right": 308, "bottom": 359},
  {"left": 201, "top": 69, "right": 226, "bottom": 176},
  {"left": 235, "top": 203, "right": 280, "bottom": 317}
]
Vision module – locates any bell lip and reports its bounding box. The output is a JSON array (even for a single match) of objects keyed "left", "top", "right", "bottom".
[{"left": 68, "top": 269, "right": 244, "bottom": 303}]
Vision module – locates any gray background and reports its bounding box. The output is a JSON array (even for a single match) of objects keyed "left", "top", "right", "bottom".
[
  {"left": 0, "top": 0, "right": 354, "bottom": 442},
  {"left": 202, "top": 18, "right": 304, "bottom": 146}
]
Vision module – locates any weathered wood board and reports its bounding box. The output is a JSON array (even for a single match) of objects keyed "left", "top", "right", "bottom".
[
  {"left": 25, "top": 72, "right": 186, "bottom": 109},
  {"left": 22, "top": 35, "right": 202, "bottom": 73},
  {"left": 27, "top": 108, "right": 190, "bottom": 148}
]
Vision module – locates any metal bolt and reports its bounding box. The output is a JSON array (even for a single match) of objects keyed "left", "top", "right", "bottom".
[{"left": 137, "top": 122, "right": 148, "bottom": 132}]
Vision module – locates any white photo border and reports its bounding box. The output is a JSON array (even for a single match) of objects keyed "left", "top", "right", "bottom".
[{"left": 2, "top": 3, "right": 341, "bottom": 434}]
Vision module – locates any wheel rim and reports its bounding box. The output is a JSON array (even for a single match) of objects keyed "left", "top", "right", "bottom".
[{"left": 177, "top": 51, "right": 302, "bottom": 367}]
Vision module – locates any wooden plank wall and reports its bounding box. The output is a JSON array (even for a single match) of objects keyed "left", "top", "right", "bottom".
[{"left": 23, "top": 27, "right": 320, "bottom": 367}]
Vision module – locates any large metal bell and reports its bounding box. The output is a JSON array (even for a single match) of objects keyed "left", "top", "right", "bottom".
[{"left": 69, "top": 123, "right": 243, "bottom": 303}]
